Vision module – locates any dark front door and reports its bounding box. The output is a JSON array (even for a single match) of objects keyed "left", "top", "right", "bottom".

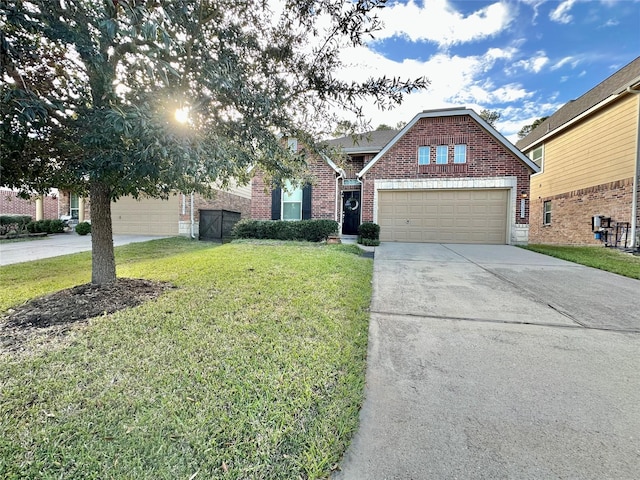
[{"left": 342, "top": 191, "right": 361, "bottom": 235}]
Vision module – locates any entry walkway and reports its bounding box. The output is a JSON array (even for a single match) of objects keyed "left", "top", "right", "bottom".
[{"left": 0, "top": 234, "right": 169, "bottom": 266}]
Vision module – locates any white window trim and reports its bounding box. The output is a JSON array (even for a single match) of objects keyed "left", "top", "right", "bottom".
[
  {"left": 454, "top": 144, "right": 467, "bottom": 164},
  {"left": 418, "top": 146, "right": 431, "bottom": 165},
  {"left": 530, "top": 145, "right": 544, "bottom": 175},
  {"left": 281, "top": 181, "right": 302, "bottom": 221},
  {"left": 543, "top": 200, "right": 552, "bottom": 225},
  {"left": 436, "top": 145, "right": 448, "bottom": 164}
]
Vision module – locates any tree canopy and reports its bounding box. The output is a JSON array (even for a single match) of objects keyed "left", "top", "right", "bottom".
[
  {"left": 517, "top": 117, "right": 549, "bottom": 139},
  {"left": 1, "top": 0, "right": 428, "bottom": 284},
  {"left": 479, "top": 109, "right": 501, "bottom": 128}
]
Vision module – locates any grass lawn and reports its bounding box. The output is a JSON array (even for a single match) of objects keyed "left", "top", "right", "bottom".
[
  {"left": 0, "top": 238, "right": 373, "bottom": 479},
  {"left": 523, "top": 244, "right": 640, "bottom": 279}
]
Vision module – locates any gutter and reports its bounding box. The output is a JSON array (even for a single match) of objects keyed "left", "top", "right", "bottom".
[
  {"left": 627, "top": 85, "right": 640, "bottom": 248},
  {"left": 190, "top": 191, "right": 195, "bottom": 239}
]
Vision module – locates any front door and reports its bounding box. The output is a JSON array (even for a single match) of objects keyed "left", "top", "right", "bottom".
[{"left": 342, "top": 191, "right": 361, "bottom": 235}]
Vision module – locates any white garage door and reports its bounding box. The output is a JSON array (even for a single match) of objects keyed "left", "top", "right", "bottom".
[
  {"left": 378, "top": 189, "right": 509, "bottom": 244},
  {"left": 111, "top": 195, "right": 180, "bottom": 235}
]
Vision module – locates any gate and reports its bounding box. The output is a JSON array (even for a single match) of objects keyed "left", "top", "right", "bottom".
[{"left": 199, "top": 210, "right": 241, "bottom": 241}]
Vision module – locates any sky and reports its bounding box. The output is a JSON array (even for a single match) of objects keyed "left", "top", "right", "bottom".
[{"left": 335, "top": 0, "right": 640, "bottom": 142}]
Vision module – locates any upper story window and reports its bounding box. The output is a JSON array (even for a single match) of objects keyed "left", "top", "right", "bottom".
[
  {"left": 287, "top": 138, "right": 298, "bottom": 153},
  {"left": 530, "top": 145, "right": 543, "bottom": 169},
  {"left": 282, "top": 180, "right": 302, "bottom": 221},
  {"left": 418, "top": 146, "right": 431, "bottom": 165},
  {"left": 453, "top": 144, "right": 467, "bottom": 164},
  {"left": 436, "top": 145, "right": 448, "bottom": 164}
]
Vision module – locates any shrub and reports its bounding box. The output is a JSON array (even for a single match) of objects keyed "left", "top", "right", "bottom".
[
  {"left": 0, "top": 215, "right": 32, "bottom": 235},
  {"left": 232, "top": 219, "right": 339, "bottom": 242},
  {"left": 358, "top": 222, "right": 380, "bottom": 241},
  {"left": 48, "top": 219, "right": 66, "bottom": 233},
  {"left": 360, "top": 238, "right": 380, "bottom": 246},
  {"left": 75, "top": 222, "right": 92, "bottom": 235}
]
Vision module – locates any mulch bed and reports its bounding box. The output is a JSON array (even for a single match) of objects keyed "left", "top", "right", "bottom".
[{"left": 1, "top": 278, "right": 174, "bottom": 355}]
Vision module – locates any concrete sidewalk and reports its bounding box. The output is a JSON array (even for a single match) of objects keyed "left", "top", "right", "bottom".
[
  {"left": 0, "top": 233, "right": 170, "bottom": 265},
  {"left": 333, "top": 243, "right": 640, "bottom": 479}
]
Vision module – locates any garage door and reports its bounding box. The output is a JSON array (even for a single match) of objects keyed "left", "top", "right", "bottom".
[
  {"left": 111, "top": 195, "right": 180, "bottom": 235},
  {"left": 378, "top": 189, "right": 508, "bottom": 244}
]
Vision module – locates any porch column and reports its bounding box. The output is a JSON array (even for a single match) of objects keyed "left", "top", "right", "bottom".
[
  {"left": 35, "top": 196, "right": 44, "bottom": 220},
  {"left": 78, "top": 197, "right": 86, "bottom": 223}
]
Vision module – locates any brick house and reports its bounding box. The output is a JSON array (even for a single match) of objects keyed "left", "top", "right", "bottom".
[
  {"left": 516, "top": 56, "right": 640, "bottom": 247},
  {"left": 252, "top": 108, "right": 539, "bottom": 244},
  {"left": 0, "top": 188, "right": 59, "bottom": 219}
]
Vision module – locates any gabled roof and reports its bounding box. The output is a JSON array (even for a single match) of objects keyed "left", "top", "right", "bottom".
[
  {"left": 516, "top": 56, "right": 640, "bottom": 151},
  {"left": 324, "top": 129, "right": 399, "bottom": 155},
  {"left": 358, "top": 108, "right": 539, "bottom": 177}
]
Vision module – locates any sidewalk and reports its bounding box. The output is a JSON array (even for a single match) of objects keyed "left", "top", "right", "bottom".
[{"left": 0, "top": 233, "right": 169, "bottom": 266}]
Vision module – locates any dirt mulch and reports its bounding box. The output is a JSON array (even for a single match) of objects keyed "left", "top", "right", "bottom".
[{"left": 1, "top": 278, "right": 175, "bottom": 355}]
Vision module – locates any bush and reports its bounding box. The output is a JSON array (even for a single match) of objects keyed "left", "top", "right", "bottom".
[
  {"left": 232, "top": 219, "right": 339, "bottom": 242},
  {"left": 75, "top": 222, "right": 92, "bottom": 235},
  {"left": 360, "top": 238, "right": 380, "bottom": 246},
  {"left": 48, "top": 219, "right": 66, "bottom": 233},
  {"left": 358, "top": 222, "right": 380, "bottom": 242},
  {"left": 0, "top": 215, "right": 31, "bottom": 235}
]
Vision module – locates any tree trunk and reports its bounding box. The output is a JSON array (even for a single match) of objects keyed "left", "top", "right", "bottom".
[{"left": 89, "top": 180, "right": 117, "bottom": 285}]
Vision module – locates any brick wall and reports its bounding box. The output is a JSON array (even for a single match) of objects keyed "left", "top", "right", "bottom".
[
  {"left": 179, "top": 190, "right": 251, "bottom": 223},
  {"left": 530, "top": 177, "right": 638, "bottom": 245},
  {"left": 361, "top": 115, "right": 532, "bottom": 224},
  {"left": 0, "top": 189, "right": 59, "bottom": 219},
  {"left": 250, "top": 157, "right": 337, "bottom": 220}
]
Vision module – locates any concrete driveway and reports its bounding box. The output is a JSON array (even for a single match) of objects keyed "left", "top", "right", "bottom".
[
  {"left": 334, "top": 243, "right": 640, "bottom": 479},
  {"left": 0, "top": 233, "right": 170, "bottom": 266}
]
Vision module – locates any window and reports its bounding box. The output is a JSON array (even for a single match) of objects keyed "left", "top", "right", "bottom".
[
  {"left": 454, "top": 144, "right": 467, "bottom": 164},
  {"left": 543, "top": 200, "right": 552, "bottom": 225},
  {"left": 70, "top": 194, "right": 80, "bottom": 220},
  {"left": 436, "top": 145, "right": 448, "bottom": 164},
  {"left": 418, "top": 146, "right": 430, "bottom": 165},
  {"left": 530, "top": 145, "right": 543, "bottom": 169},
  {"left": 287, "top": 138, "right": 298, "bottom": 153},
  {"left": 282, "top": 181, "right": 302, "bottom": 221}
]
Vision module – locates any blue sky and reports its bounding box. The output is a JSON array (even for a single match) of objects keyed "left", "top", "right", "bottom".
[{"left": 336, "top": 0, "right": 640, "bottom": 141}]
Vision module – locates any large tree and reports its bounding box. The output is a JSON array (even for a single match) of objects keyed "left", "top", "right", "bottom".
[{"left": 1, "top": 0, "right": 428, "bottom": 285}]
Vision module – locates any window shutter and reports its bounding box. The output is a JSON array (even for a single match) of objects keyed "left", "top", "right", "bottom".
[
  {"left": 302, "top": 185, "right": 312, "bottom": 220},
  {"left": 271, "top": 188, "right": 281, "bottom": 220}
]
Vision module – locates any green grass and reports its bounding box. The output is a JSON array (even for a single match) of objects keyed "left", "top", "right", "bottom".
[
  {"left": 0, "top": 239, "right": 372, "bottom": 479},
  {"left": 523, "top": 244, "right": 640, "bottom": 279}
]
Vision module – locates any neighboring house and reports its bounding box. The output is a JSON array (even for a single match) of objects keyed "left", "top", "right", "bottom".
[
  {"left": 516, "top": 56, "right": 640, "bottom": 247},
  {"left": 59, "top": 184, "right": 251, "bottom": 237},
  {"left": 252, "top": 108, "right": 539, "bottom": 244},
  {"left": 0, "top": 188, "right": 59, "bottom": 219}
]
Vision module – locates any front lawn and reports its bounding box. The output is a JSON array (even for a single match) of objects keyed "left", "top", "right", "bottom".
[
  {"left": 524, "top": 244, "right": 640, "bottom": 279},
  {"left": 0, "top": 239, "right": 373, "bottom": 479}
]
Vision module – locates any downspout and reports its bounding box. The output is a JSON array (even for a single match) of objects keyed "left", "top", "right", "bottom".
[
  {"left": 190, "top": 191, "right": 195, "bottom": 239},
  {"left": 335, "top": 171, "right": 343, "bottom": 224},
  {"left": 627, "top": 86, "right": 640, "bottom": 248}
]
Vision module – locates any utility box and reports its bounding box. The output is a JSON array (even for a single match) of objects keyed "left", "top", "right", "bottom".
[{"left": 592, "top": 215, "right": 611, "bottom": 232}]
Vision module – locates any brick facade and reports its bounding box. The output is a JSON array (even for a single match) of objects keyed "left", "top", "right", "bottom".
[
  {"left": 251, "top": 158, "right": 338, "bottom": 220},
  {"left": 178, "top": 191, "right": 251, "bottom": 223},
  {"left": 0, "top": 189, "right": 59, "bottom": 219},
  {"left": 361, "top": 115, "right": 532, "bottom": 225},
  {"left": 530, "top": 177, "right": 639, "bottom": 246}
]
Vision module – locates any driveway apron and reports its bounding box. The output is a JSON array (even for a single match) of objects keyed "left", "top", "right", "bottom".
[{"left": 334, "top": 243, "right": 640, "bottom": 479}]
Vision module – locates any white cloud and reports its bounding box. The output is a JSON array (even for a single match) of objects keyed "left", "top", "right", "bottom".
[
  {"left": 510, "top": 52, "right": 549, "bottom": 73},
  {"left": 551, "top": 56, "right": 580, "bottom": 70},
  {"left": 333, "top": 44, "right": 534, "bottom": 133},
  {"left": 373, "top": 0, "right": 513, "bottom": 47},
  {"left": 550, "top": 0, "right": 577, "bottom": 24}
]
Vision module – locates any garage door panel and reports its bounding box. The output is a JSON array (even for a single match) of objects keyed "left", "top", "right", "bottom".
[
  {"left": 378, "top": 189, "right": 508, "bottom": 244},
  {"left": 112, "top": 195, "right": 179, "bottom": 235}
]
